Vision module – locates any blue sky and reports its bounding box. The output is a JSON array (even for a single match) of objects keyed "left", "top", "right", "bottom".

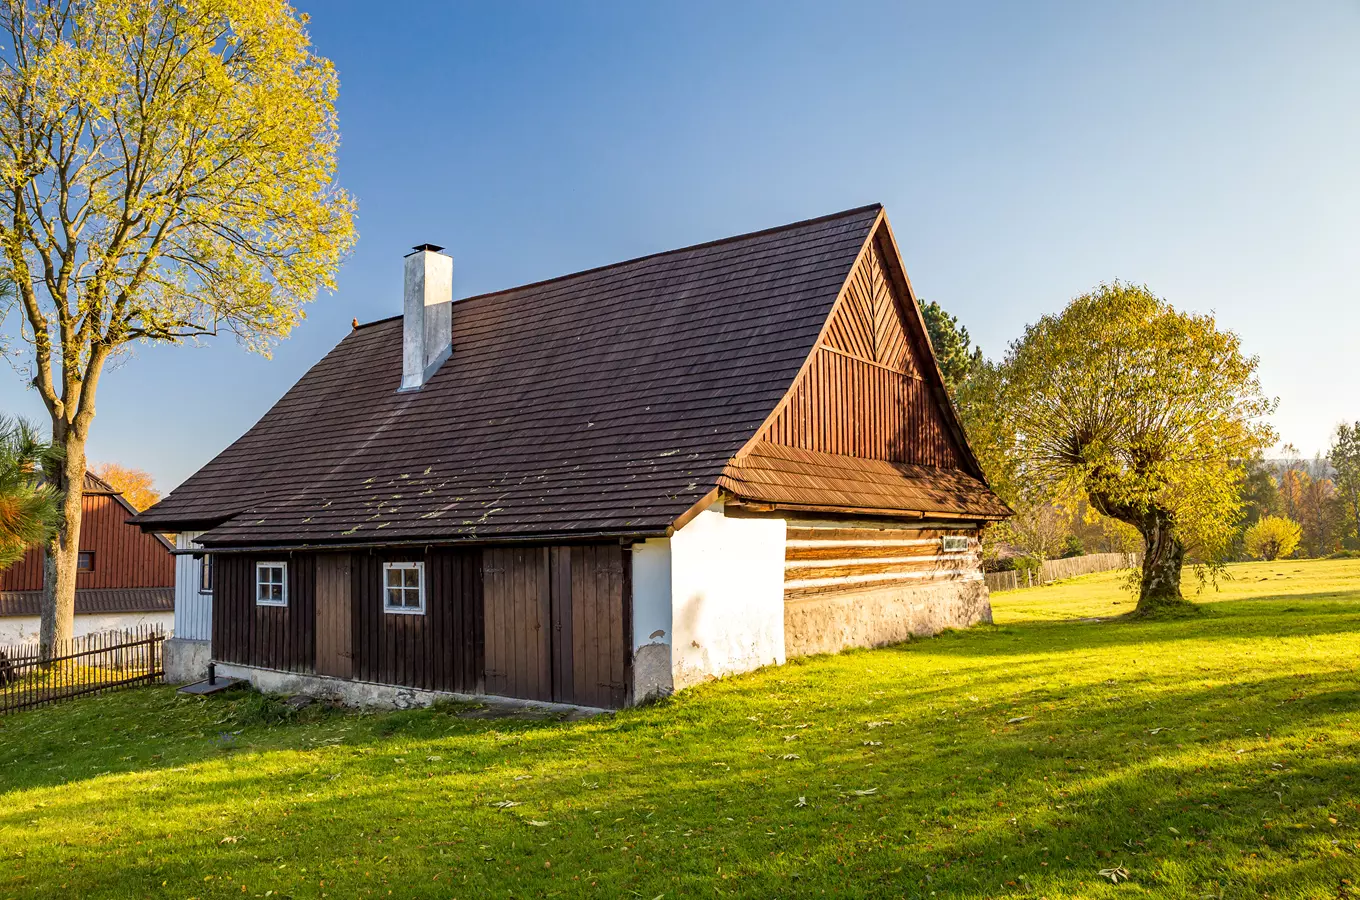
[{"left": 2, "top": 1, "right": 1357, "bottom": 491}]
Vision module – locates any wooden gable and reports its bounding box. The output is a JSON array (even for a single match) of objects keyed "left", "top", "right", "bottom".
[{"left": 755, "top": 222, "right": 971, "bottom": 473}]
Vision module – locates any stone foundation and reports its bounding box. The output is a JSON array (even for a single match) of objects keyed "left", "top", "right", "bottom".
[
  {"left": 784, "top": 578, "right": 992, "bottom": 658},
  {"left": 212, "top": 662, "right": 609, "bottom": 713},
  {"left": 163, "top": 638, "right": 212, "bottom": 683}
]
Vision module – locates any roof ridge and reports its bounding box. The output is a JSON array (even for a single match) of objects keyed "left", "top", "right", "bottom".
[{"left": 353, "top": 203, "right": 881, "bottom": 330}]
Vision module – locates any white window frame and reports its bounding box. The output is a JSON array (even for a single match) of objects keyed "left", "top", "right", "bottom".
[
  {"left": 199, "top": 554, "right": 213, "bottom": 595},
  {"left": 382, "top": 561, "right": 426, "bottom": 615},
  {"left": 941, "top": 535, "right": 970, "bottom": 554},
  {"left": 256, "top": 561, "right": 288, "bottom": 607}
]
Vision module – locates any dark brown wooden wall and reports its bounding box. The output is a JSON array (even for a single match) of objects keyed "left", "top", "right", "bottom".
[
  {"left": 212, "top": 554, "right": 316, "bottom": 673},
  {"left": 351, "top": 548, "right": 483, "bottom": 695},
  {"left": 209, "top": 544, "right": 627, "bottom": 707},
  {"left": 758, "top": 236, "right": 964, "bottom": 471},
  {"left": 0, "top": 493, "right": 174, "bottom": 591}
]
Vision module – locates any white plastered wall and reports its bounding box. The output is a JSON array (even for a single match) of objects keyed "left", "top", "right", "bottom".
[
  {"left": 668, "top": 500, "right": 787, "bottom": 691},
  {"left": 630, "top": 538, "right": 674, "bottom": 700},
  {"left": 0, "top": 612, "right": 174, "bottom": 646}
]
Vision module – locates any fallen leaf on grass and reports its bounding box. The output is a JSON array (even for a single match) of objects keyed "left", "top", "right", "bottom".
[
  {"left": 781, "top": 754, "right": 800, "bottom": 760},
  {"left": 851, "top": 788, "right": 878, "bottom": 796},
  {"left": 219, "top": 836, "right": 240, "bottom": 844},
  {"left": 863, "top": 740, "right": 882, "bottom": 746},
  {"left": 1007, "top": 716, "right": 1031, "bottom": 724},
  {"left": 795, "top": 797, "right": 807, "bottom": 808},
  {"left": 491, "top": 800, "right": 522, "bottom": 809},
  {"left": 1098, "top": 864, "right": 1129, "bottom": 883},
  {"left": 526, "top": 820, "right": 549, "bottom": 827}
]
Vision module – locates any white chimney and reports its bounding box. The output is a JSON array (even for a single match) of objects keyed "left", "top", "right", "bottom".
[{"left": 400, "top": 244, "right": 453, "bottom": 391}]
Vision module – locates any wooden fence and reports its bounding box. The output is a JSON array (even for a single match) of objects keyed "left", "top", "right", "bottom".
[
  {"left": 985, "top": 552, "right": 1140, "bottom": 594},
  {"left": 0, "top": 626, "right": 164, "bottom": 715}
]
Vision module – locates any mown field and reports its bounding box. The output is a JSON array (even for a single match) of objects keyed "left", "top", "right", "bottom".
[{"left": 1, "top": 559, "right": 1358, "bottom": 899}]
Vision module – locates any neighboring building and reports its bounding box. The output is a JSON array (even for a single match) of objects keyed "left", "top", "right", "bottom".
[
  {"left": 0, "top": 473, "right": 174, "bottom": 645},
  {"left": 134, "top": 205, "right": 1010, "bottom": 708}
]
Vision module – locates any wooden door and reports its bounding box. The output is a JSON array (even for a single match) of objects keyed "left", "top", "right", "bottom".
[
  {"left": 315, "top": 553, "right": 353, "bottom": 679},
  {"left": 551, "top": 544, "right": 630, "bottom": 709},
  {"left": 482, "top": 544, "right": 631, "bottom": 708},
  {"left": 482, "top": 547, "right": 552, "bottom": 701}
]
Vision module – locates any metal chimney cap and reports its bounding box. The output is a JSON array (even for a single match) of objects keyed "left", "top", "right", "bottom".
[{"left": 407, "top": 243, "right": 445, "bottom": 255}]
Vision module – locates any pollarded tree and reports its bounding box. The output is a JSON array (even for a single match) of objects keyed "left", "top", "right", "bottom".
[
  {"left": 992, "top": 282, "right": 1275, "bottom": 615},
  {"left": 0, "top": 0, "right": 356, "bottom": 657}
]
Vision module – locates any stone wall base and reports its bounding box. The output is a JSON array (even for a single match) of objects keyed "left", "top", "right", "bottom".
[
  {"left": 163, "top": 638, "right": 212, "bottom": 684},
  {"left": 212, "top": 662, "right": 607, "bottom": 714},
  {"left": 784, "top": 578, "right": 993, "bottom": 658}
]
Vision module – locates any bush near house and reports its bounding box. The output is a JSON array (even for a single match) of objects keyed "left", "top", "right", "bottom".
[{"left": 1, "top": 561, "right": 1358, "bottom": 898}]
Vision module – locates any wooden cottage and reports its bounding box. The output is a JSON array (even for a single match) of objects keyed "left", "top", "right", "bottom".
[
  {"left": 134, "top": 205, "right": 1009, "bottom": 708},
  {"left": 0, "top": 472, "right": 174, "bottom": 644}
]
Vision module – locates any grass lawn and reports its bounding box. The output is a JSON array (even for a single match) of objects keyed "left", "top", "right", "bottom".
[{"left": 1, "top": 560, "right": 1358, "bottom": 899}]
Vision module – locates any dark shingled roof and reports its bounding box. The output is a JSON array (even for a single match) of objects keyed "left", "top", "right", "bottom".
[
  {"left": 0, "top": 588, "right": 173, "bottom": 617},
  {"left": 135, "top": 205, "right": 885, "bottom": 547}
]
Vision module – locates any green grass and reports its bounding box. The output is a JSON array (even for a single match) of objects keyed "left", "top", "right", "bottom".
[{"left": 1, "top": 560, "right": 1358, "bottom": 899}]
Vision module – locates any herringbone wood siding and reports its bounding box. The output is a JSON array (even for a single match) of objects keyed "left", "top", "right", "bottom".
[{"left": 758, "top": 237, "right": 963, "bottom": 470}]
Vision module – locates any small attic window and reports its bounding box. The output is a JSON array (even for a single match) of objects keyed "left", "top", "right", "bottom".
[
  {"left": 941, "top": 535, "right": 969, "bottom": 554},
  {"left": 77, "top": 551, "right": 94, "bottom": 572}
]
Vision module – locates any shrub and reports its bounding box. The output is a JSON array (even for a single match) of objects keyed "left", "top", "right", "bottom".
[{"left": 1243, "top": 515, "right": 1302, "bottom": 561}]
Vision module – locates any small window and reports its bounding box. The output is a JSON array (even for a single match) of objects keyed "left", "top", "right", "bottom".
[
  {"left": 76, "top": 551, "right": 94, "bottom": 572},
  {"left": 256, "top": 561, "right": 288, "bottom": 607},
  {"left": 941, "top": 535, "right": 970, "bottom": 554},
  {"left": 383, "top": 562, "right": 425, "bottom": 614},
  {"left": 199, "top": 555, "right": 213, "bottom": 595}
]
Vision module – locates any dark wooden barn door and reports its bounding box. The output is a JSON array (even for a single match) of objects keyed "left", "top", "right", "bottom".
[
  {"left": 482, "top": 544, "right": 630, "bottom": 708},
  {"left": 315, "top": 553, "right": 353, "bottom": 679},
  {"left": 551, "top": 544, "right": 630, "bottom": 708},
  {"left": 482, "top": 547, "right": 553, "bottom": 701}
]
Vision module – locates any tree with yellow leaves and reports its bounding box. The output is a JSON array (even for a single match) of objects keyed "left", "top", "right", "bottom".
[
  {"left": 1243, "top": 515, "right": 1301, "bottom": 561},
  {"left": 974, "top": 283, "right": 1275, "bottom": 615},
  {"left": 0, "top": 0, "right": 356, "bottom": 657},
  {"left": 90, "top": 462, "right": 159, "bottom": 512}
]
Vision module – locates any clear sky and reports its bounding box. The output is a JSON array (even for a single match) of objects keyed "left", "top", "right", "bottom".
[{"left": 2, "top": 1, "right": 1356, "bottom": 491}]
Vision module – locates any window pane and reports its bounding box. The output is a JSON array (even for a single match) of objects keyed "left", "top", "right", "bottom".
[
  {"left": 385, "top": 587, "right": 400, "bottom": 608},
  {"left": 404, "top": 567, "right": 420, "bottom": 589},
  {"left": 404, "top": 590, "right": 420, "bottom": 608}
]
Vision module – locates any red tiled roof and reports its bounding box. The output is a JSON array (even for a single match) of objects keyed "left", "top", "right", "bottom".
[{"left": 136, "top": 206, "right": 884, "bottom": 546}]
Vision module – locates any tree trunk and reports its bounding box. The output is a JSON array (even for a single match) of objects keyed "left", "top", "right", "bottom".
[
  {"left": 1134, "top": 508, "right": 1190, "bottom": 615},
  {"left": 39, "top": 437, "right": 87, "bottom": 660}
]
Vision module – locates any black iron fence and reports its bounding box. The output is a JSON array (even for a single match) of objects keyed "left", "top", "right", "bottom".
[{"left": 0, "top": 626, "right": 164, "bottom": 715}]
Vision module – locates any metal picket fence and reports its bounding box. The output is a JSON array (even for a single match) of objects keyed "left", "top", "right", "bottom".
[{"left": 0, "top": 626, "right": 164, "bottom": 715}]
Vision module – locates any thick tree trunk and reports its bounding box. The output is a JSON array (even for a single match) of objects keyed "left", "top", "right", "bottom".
[
  {"left": 39, "top": 438, "right": 86, "bottom": 660},
  {"left": 1134, "top": 508, "right": 1191, "bottom": 615}
]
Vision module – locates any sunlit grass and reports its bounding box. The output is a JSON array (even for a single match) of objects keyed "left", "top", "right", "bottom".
[{"left": 1, "top": 559, "right": 1357, "bottom": 898}]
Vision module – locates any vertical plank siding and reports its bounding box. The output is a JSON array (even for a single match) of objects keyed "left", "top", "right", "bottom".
[
  {"left": 210, "top": 544, "right": 626, "bottom": 708},
  {"left": 758, "top": 238, "right": 964, "bottom": 471},
  {"left": 0, "top": 494, "right": 174, "bottom": 591},
  {"left": 315, "top": 553, "right": 353, "bottom": 679},
  {"left": 350, "top": 548, "right": 482, "bottom": 695},
  {"left": 211, "top": 554, "right": 315, "bottom": 673},
  {"left": 482, "top": 547, "right": 552, "bottom": 702},
  {"left": 174, "top": 531, "right": 212, "bottom": 641}
]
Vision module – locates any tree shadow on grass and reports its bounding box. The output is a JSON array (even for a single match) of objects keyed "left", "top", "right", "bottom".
[{"left": 7, "top": 668, "right": 1357, "bottom": 899}]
